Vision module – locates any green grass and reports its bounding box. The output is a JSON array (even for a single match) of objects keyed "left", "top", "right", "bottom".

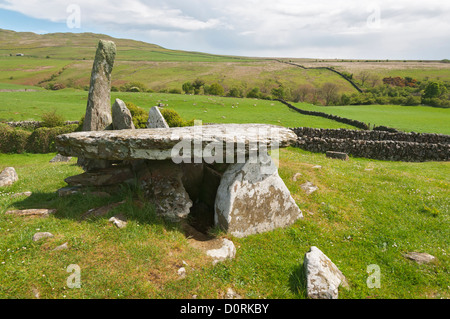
[
  {"left": 0, "top": 89, "right": 357, "bottom": 129},
  {"left": 292, "top": 102, "right": 450, "bottom": 135},
  {"left": 0, "top": 149, "right": 448, "bottom": 299}
]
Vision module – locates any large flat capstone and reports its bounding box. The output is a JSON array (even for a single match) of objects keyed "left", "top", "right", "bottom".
[{"left": 55, "top": 124, "right": 297, "bottom": 162}]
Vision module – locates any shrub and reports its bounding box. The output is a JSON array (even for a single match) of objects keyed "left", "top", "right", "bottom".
[
  {"left": 120, "top": 81, "right": 148, "bottom": 93},
  {"left": 125, "top": 102, "right": 148, "bottom": 128},
  {"left": 169, "top": 88, "right": 182, "bottom": 94},
  {"left": 25, "top": 124, "right": 78, "bottom": 153},
  {"left": 40, "top": 110, "right": 65, "bottom": 128},
  {"left": 160, "top": 108, "right": 194, "bottom": 127},
  {"left": 208, "top": 83, "right": 225, "bottom": 96},
  {"left": 0, "top": 124, "right": 31, "bottom": 154}
]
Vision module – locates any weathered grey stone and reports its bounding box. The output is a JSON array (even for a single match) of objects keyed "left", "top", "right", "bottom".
[
  {"left": 0, "top": 167, "right": 18, "bottom": 187},
  {"left": 65, "top": 165, "right": 135, "bottom": 187},
  {"left": 82, "top": 40, "right": 116, "bottom": 132},
  {"left": 32, "top": 232, "right": 54, "bottom": 242},
  {"left": 56, "top": 124, "right": 297, "bottom": 162},
  {"left": 206, "top": 238, "right": 236, "bottom": 264},
  {"left": 112, "top": 98, "right": 135, "bottom": 130},
  {"left": 78, "top": 40, "right": 116, "bottom": 171},
  {"left": 49, "top": 154, "right": 72, "bottom": 163},
  {"left": 5, "top": 209, "right": 56, "bottom": 217},
  {"left": 404, "top": 252, "right": 436, "bottom": 264},
  {"left": 81, "top": 201, "right": 125, "bottom": 220},
  {"left": 304, "top": 246, "right": 349, "bottom": 299},
  {"left": 136, "top": 160, "right": 192, "bottom": 222},
  {"left": 326, "top": 151, "right": 349, "bottom": 161},
  {"left": 300, "top": 181, "right": 318, "bottom": 195},
  {"left": 214, "top": 155, "right": 303, "bottom": 238},
  {"left": 52, "top": 242, "right": 69, "bottom": 251},
  {"left": 147, "top": 106, "right": 169, "bottom": 128},
  {"left": 11, "top": 191, "right": 32, "bottom": 198}
]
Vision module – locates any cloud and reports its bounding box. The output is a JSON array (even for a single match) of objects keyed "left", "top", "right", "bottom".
[{"left": 1, "top": 0, "right": 449, "bottom": 59}]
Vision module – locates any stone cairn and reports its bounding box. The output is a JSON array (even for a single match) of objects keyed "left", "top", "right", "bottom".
[{"left": 56, "top": 40, "right": 303, "bottom": 238}]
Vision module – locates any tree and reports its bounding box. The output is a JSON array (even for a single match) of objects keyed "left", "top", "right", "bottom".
[
  {"left": 271, "top": 85, "right": 286, "bottom": 99},
  {"left": 209, "top": 83, "right": 224, "bottom": 96},
  {"left": 320, "top": 82, "right": 339, "bottom": 106},
  {"left": 357, "top": 71, "right": 371, "bottom": 87},
  {"left": 422, "top": 81, "right": 446, "bottom": 99},
  {"left": 182, "top": 82, "right": 194, "bottom": 94},
  {"left": 246, "top": 87, "right": 260, "bottom": 98},
  {"left": 192, "top": 78, "right": 205, "bottom": 95}
]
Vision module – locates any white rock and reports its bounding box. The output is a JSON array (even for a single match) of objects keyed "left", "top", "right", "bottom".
[
  {"left": 300, "top": 181, "right": 318, "bottom": 195},
  {"left": 304, "top": 246, "right": 348, "bottom": 299},
  {"left": 215, "top": 156, "right": 302, "bottom": 238},
  {"left": 177, "top": 267, "right": 186, "bottom": 279},
  {"left": 404, "top": 252, "right": 436, "bottom": 264},
  {"left": 109, "top": 216, "right": 127, "bottom": 229},
  {"left": 206, "top": 238, "right": 236, "bottom": 263},
  {"left": 0, "top": 167, "right": 18, "bottom": 187}
]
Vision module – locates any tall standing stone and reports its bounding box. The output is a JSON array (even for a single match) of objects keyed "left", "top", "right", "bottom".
[
  {"left": 78, "top": 40, "right": 116, "bottom": 171},
  {"left": 83, "top": 40, "right": 116, "bottom": 131}
]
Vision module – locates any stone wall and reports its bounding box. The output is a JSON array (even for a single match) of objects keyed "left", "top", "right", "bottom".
[
  {"left": 3, "top": 121, "right": 79, "bottom": 130},
  {"left": 277, "top": 99, "right": 370, "bottom": 130},
  {"left": 291, "top": 127, "right": 450, "bottom": 162}
]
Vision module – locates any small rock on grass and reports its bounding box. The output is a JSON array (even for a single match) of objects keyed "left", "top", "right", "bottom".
[
  {"left": 300, "top": 181, "right": 318, "bottom": 195},
  {"left": 0, "top": 167, "right": 18, "bottom": 187},
  {"left": 404, "top": 252, "right": 436, "bottom": 264},
  {"left": 52, "top": 242, "right": 69, "bottom": 251},
  {"left": 109, "top": 214, "right": 127, "bottom": 229},
  {"left": 32, "top": 232, "right": 54, "bottom": 242}
]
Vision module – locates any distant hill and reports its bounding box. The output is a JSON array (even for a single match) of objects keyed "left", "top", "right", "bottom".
[
  {"left": 0, "top": 28, "right": 364, "bottom": 94},
  {"left": 0, "top": 28, "right": 250, "bottom": 62}
]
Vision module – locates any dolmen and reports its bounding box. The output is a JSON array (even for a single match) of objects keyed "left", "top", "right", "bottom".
[{"left": 55, "top": 123, "right": 303, "bottom": 237}]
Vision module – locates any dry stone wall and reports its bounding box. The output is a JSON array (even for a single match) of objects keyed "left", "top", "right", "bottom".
[{"left": 292, "top": 127, "right": 450, "bottom": 162}]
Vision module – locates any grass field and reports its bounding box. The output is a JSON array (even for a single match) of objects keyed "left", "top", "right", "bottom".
[
  {"left": 0, "top": 149, "right": 448, "bottom": 299},
  {"left": 292, "top": 102, "right": 450, "bottom": 135},
  {"left": 2, "top": 88, "right": 450, "bottom": 134}
]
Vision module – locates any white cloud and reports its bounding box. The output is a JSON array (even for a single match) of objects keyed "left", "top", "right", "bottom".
[{"left": 1, "top": 0, "right": 450, "bottom": 59}]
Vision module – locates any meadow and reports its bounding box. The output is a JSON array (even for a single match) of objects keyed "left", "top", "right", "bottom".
[{"left": 0, "top": 148, "right": 448, "bottom": 299}]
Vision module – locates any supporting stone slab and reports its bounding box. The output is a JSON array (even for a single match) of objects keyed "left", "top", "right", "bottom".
[{"left": 214, "top": 155, "right": 303, "bottom": 238}]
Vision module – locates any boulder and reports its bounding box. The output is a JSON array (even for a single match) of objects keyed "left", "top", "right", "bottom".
[
  {"left": 137, "top": 160, "right": 192, "bottom": 222},
  {"left": 0, "top": 167, "right": 18, "bottom": 187},
  {"left": 303, "top": 246, "right": 349, "bottom": 299},
  {"left": 112, "top": 98, "right": 135, "bottom": 130},
  {"left": 147, "top": 106, "right": 169, "bottom": 128},
  {"left": 214, "top": 155, "right": 303, "bottom": 238}
]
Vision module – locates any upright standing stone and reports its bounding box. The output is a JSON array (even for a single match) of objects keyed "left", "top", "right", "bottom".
[
  {"left": 112, "top": 98, "right": 135, "bottom": 130},
  {"left": 147, "top": 106, "right": 169, "bottom": 128},
  {"left": 0, "top": 167, "right": 18, "bottom": 187},
  {"left": 82, "top": 40, "right": 116, "bottom": 131},
  {"left": 78, "top": 40, "right": 116, "bottom": 171}
]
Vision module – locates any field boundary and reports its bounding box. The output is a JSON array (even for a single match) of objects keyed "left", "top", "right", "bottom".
[
  {"left": 291, "top": 127, "right": 450, "bottom": 162},
  {"left": 276, "top": 99, "right": 370, "bottom": 130}
]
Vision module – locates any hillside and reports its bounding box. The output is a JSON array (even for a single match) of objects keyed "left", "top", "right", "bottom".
[{"left": 0, "top": 29, "right": 358, "bottom": 94}]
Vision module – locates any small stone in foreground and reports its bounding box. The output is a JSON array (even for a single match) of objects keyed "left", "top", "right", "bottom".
[
  {"left": 206, "top": 238, "right": 236, "bottom": 264},
  {"left": 11, "top": 191, "right": 32, "bottom": 198},
  {"left": 109, "top": 215, "right": 128, "bottom": 229},
  {"left": 0, "top": 167, "right": 18, "bottom": 187},
  {"left": 300, "top": 181, "right": 319, "bottom": 195},
  {"left": 49, "top": 154, "right": 72, "bottom": 163},
  {"left": 53, "top": 242, "right": 69, "bottom": 251},
  {"left": 5, "top": 209, "right": 56, "bottom": 217},
  {"left": 404, "top": 252, "right": 436, "bottom": 264},
  {"left": 32, "top": 232, "right": 54, "bottom": 242},
  {"left": 326, "top": 151, "right": 349, "bottom": 161}
]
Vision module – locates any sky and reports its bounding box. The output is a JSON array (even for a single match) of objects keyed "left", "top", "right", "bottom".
[{"left": 0, "top": 0, "right": 449, "bottom": 60}]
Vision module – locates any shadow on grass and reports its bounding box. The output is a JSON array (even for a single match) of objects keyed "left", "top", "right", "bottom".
[
  {"left": 288, "top": 263, "right": 307, "bottom": 298},
  {"left": 8, "top": 183, "right": 180, "bottom": 232}
]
